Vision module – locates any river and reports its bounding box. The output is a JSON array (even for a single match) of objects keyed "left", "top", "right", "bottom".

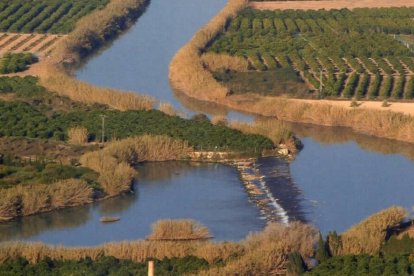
[{"left": 1, "top": 0, "right": 414, "bottom": 245}]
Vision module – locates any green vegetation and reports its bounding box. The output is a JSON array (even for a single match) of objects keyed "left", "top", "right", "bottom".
[
  {"left": 0, "top": 256, "right": 209, "bottom": 275},
  {"left": 213, "top": 68, "right": 309, "bottom": 97},
  {"left": 0, "top": 155, "right": 98, "bottom": 189},
  {"left": 0, "top": 53, "right": 38, "bottom": 74},
  {"left": 0, "top": 77, "right": 273, "bottom": 152},
  {"left": 307, "top": 254, "right": 414, "bottom": 275},
  {"left": 207, "top": 8, "right": 414, "bottom": 100},
  {"left": 0, "top": 0, "right": 108, "bottom": 34}
]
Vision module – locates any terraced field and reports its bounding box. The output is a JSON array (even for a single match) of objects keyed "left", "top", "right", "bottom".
[
  {"left": 0, "top": 0, "right": 108, "bottom": 34},
  {"left": 207, "top": 8, "right": 414, "bottom": 100},
  {"left": 0, "top": 33, "right": 65, "bottom": 57}
]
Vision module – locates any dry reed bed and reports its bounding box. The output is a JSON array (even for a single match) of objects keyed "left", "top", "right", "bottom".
[
  {"left": 0, "top": 179, "right": 93, "bottom": 220},
  {"left": 169, "top": 0, "right": 249, "bottom": 101},
  {"left": 80, "top": 135, "right": 193, "bottom": 196},
  {"left": 147, "top": 220, "right": 212, "bottom": 241},
  {"left": 168, "top": 0, "right": 414, "bottom": 144},
  {"left": 0, "top": 221, "right": 318, "bottom": 275},
  {"left": 35, "top": 0, "right": 154, "bottom": 112},
  {"left": 0, "top": 207, "right": 407, "bottom": 274},
  {"left": 0, "top": 135, "right": 193, "bottom": 220}
]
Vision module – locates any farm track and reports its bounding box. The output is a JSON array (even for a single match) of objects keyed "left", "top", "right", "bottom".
[
  {"left": 250, "top": 0, "right": 414, "bottom": 10},
  {"left": 0, "top": 33, "right": 66, "bottom": 57}
]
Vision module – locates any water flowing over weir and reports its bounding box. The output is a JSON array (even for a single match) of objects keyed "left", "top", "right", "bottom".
[{"left": 1, "top": 0, "right": 414, "bottom": 245}]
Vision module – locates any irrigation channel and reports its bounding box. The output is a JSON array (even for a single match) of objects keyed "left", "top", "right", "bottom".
[{"left": 1, "top": 0, "right": 414, "bottom": 246}]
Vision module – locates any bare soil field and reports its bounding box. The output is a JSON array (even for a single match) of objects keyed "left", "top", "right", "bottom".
[
  {"left": 250, "top": 0, "right": 414, "bottom": 10},
  {"left": 0, "top": 33, "right": 66, "bottom": 57}
]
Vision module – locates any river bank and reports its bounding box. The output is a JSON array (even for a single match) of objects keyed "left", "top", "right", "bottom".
[{"left": 168, "top": 0, "right": 414, "bottom": 144}]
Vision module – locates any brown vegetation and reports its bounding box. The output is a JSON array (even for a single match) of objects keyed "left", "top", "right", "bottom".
[
  {"left": 169, "top": 0, "right": 249, "bottom": 101},
  {"left": 222, "top": 95, "right": 414, "bottom": 143},
  {"left": 0, "top": 137, "right": 93, "bottom": 165},
  {"left": 0, "top": 179, "right": 93, "bottom": 221},
  {"left": 147, "top": 220, "right": 212, "bottom": 241},
  {"left": 0, "top": 221, "right": 317, "bottom": 275},
  {"left": 201, "top": 52, "right": 249, "bottom": 72},
  {"left": 80, "top": 135, "right": 193, "bottom": 195},
  {"left": 158, "top": 102, "right": 179, "bottom": 117},
  {"left": 40, "top": 67, "right": 155, "bottom": 111},
  {"left": 335, "top": 207, "right": 407, "bottom": 255},
  {"left": 231, "top": 119, "right": 297, "bottom": 152},
  {"left": 20, "top": 0, "right": 154, "bottom": 112},
  {"left": 55, "top": 0, "right": 148, "bottom": 61},
  {"left": 67, "top": 127, "right": 88, "bottom": 145}
]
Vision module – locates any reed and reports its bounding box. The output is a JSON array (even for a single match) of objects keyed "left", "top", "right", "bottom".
[
  {"left": 67, "top": 127, "right": 88, "bottom": 145},
  {"left": 55, "top": 0, "right": 148, "bottom": 61},
  {"left": 339, "top": 206, "right": 407, "bottom": 255},
  {"left": 35, "top": 0, "right": 153, "bottom": 112},
  {"left": 80, "top": 135, "right": 193, "bottom": 195},
  {"left": 169, "top": 0, "right": 249, "bottom": 101},
  {"left": 0, "top": 221, "right": 317, "bottom": 272},
  {"left": 231, "top": 119, "right": 297, "bottom": 151},
  {"left": 0, "top": 179, "right": 93, "bottom": 220},
  {"left": 201, "top": 52, "right": 249, "bottom": 72},
  {"left": 40, "top": 66, "right": 155, "bottom": 111},
  {"left": 147, "top": 220, "right": 212, "bottom": 241}
]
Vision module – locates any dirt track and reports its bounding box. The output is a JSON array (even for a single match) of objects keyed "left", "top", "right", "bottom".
[{"left": 250, "top": 0, "right": 414, "bottom": 10}]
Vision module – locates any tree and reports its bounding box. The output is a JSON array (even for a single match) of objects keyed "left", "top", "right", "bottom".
[
  {"left": 316, "top": 232, "right": 330, "bottom": 263},
  {"left": 287, "top": 252, "right": 306, "bottom": 276}
]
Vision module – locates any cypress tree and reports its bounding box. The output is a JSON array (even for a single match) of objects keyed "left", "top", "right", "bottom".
[{"left": 316, "top": 232, "right": 330, "bottom": 263}]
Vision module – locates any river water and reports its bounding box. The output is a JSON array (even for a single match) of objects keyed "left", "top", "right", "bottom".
[{"left": 1, "top": 0, "right": 414, "bottom": 245}]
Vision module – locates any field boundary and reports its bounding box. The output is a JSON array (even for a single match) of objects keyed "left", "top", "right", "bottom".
[{"left": 250, "top": 0, "right": 414, "bottom": 10}]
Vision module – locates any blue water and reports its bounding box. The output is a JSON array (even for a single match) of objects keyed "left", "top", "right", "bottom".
[
  {"left": 0, "top": 162, "right": 264, "bottom": 246},
  {"left": 291, "top": 138, "right": 414, "bottom": 234}
]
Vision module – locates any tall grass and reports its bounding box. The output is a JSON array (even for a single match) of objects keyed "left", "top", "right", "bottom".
[
  {"left": 0, "top": 179, "right": 93, "bottom": 221},
  {"left": 67, "top": 127, "right": 88, "bottom": 145},
  {"left": 0, "top": 221, "right": 317, "bottom": 274},
  {"left": 339, "top": 206, "right": 407, "bottom": 255},
  {"left": 147, "top": 220, "right": 212, "bottom": 241},
  {"left": 201, "top": 52, "right": 249, "bottom": 72},
  {"left": 230, "top": 119, "right": 298, "bottom": 152},
  {"left": 40, "top": 67, "right": 155, "bottom": 111},
  {"left": 80, "top": 135, "right": 193, "bottom": 195},
  {"left": 55, "top": 0, "right": 148, "bottom": 61},
  {"left": 37, "top": 0, "right": 154, "bottom": 111},
  {"left": 169, "top": 0, "right": 249, "bottom": 101},
  {"left": 223, "top": 97, "right": 414, "bottom": 143}
]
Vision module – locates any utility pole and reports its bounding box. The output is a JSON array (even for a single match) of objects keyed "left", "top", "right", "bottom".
[
  {"left": 100, "top": 115, "right": 107, "bottom": 144},
  {"left": 319, "top": 69, "right": 323, "bottom": 98}
]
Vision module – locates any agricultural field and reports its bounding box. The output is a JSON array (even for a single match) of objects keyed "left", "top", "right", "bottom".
[
  {"left": 0, "top": 0, "right": 108, "bottom": 34},
  {"left": 0, "top": 33, "right": 65, "bottom": 58},
  {"left": 207, "top": 8, "right": 414, "bottom": 100}
]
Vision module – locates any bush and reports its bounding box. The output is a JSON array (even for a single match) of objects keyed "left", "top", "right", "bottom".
[{"left": 0, "top": 53, "right": 38, "bottom": 74}]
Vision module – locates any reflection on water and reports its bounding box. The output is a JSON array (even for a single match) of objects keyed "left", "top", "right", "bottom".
[
  {"left": 0, "top": 207, "right": 90, "bottom": 243},
  {"left": 291, "top": 137, "right": 414, "bottom": 234},
  {"left": 0, "top": 162, "right": 264, "bottom": 246},
  {"left": 289, "top": 122, "right": 414, "bottom": 161}
]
